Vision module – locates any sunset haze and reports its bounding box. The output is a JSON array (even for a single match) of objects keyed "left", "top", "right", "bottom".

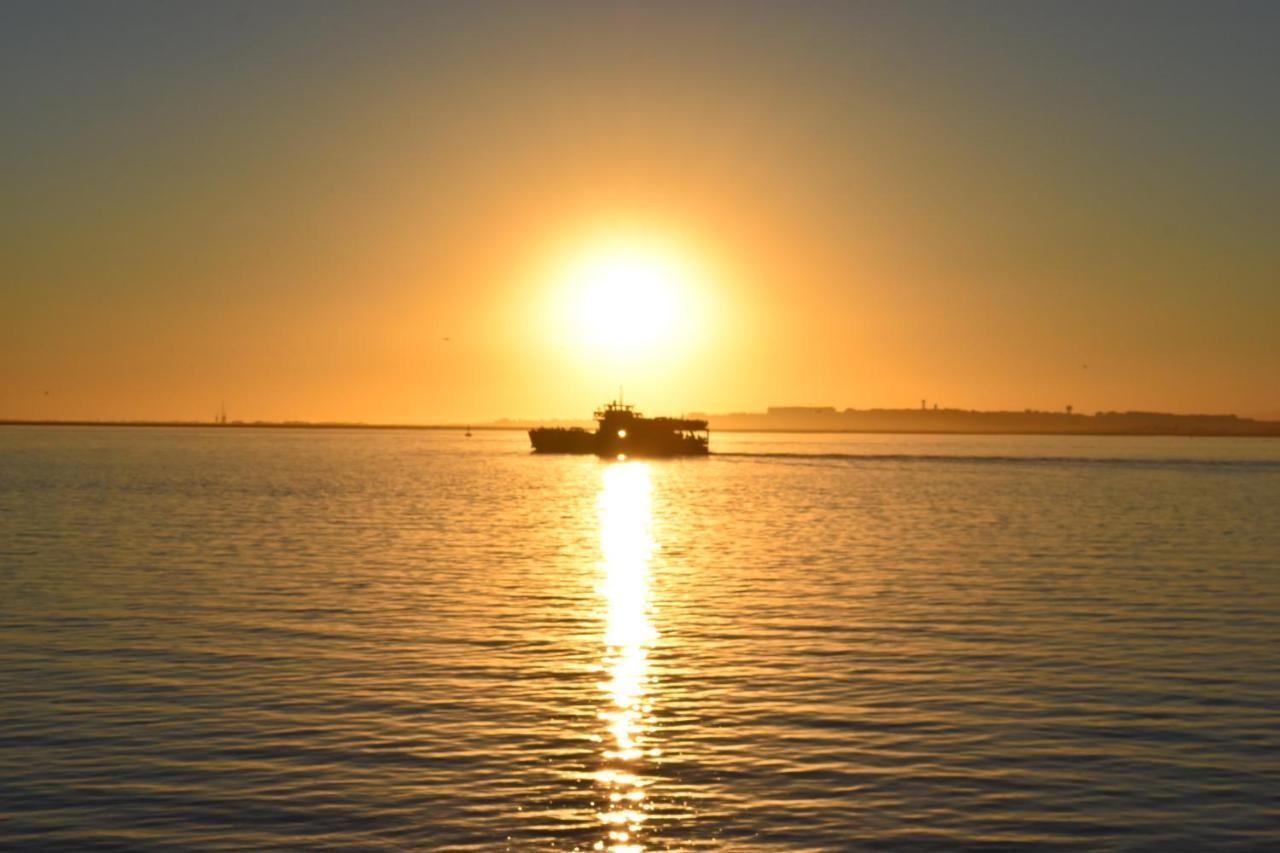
[{"left": 4, "top": 1, "right": 1278, "bottom": 422}]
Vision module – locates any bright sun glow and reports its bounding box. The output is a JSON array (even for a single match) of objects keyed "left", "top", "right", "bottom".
[{"left": 563, "top": 243, "right": 694, "bottom": 356}]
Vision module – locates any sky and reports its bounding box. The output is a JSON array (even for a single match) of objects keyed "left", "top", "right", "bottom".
[{"left": 3, "top": 1, "right": 1278, "bottom": 423}]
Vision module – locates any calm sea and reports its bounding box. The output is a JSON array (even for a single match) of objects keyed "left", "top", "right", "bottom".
[{"left": 2, "top": 427, "right": 1278, "bottom": 851}]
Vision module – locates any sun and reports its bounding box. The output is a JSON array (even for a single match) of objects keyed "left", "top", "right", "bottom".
[{"left": 562, "top": 243, "right": 693, "bottom": 356}]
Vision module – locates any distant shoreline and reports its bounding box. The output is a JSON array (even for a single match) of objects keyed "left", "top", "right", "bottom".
[
  {"left": 3, "top": 419, "right": 1278, "bottom": 438},
  {"left": 0, "top": 419, "right": 498, "bottom": 432}
]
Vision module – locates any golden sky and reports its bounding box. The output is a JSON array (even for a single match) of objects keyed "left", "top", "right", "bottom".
[{"left": 3, "top": 3, "right": 1278, "bottom": 422}]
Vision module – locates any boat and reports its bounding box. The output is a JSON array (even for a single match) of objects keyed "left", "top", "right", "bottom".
[{"left": 529, "top": 400, "right": 709, "bottom": 457}]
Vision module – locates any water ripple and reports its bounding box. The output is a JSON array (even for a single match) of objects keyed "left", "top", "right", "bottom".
[{"left": 1, "top": 427, "right": 1278, "bottom": 850}]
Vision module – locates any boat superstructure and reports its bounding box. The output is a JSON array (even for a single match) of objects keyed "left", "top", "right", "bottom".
[{"left": 529, "top": 400, "right": 709, "bottom": 457}]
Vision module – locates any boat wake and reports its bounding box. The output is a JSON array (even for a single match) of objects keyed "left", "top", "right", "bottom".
[{"left": 711, "top": 451, "right": 1280, "bottom": 470}]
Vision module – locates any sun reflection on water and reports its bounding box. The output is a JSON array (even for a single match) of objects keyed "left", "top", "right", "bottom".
[{"left": 592, "top": 461, "right": 658, "bottom": 852}]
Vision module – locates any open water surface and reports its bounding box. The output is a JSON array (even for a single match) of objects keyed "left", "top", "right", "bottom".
[{"left": 2, "top": 426, "right": 1278, "bottom": 851}]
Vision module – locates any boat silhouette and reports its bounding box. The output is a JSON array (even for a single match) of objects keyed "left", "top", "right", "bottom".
[{"left": 529, "top": 400, "right": 709, "bottom": 457}]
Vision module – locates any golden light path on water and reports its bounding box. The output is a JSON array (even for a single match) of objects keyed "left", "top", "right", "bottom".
[{"left": 592, "top": 461, "right": 658, "bottom": 853}]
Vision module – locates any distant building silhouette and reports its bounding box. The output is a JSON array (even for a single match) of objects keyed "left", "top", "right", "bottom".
[
  {"left": 690, "top": 406, "right": 1280, "bottom": 436},
  {"left": 767, "top": 406, "right": 837, "bottom": 416}
]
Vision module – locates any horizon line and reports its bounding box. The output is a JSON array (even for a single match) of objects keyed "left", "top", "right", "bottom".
[{"left": 4, "top": 403, "right": 1280, "bottom": 441}]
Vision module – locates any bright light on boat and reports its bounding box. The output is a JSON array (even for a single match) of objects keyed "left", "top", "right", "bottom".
[{"left": 617, "top": 429, "right": 627, "bottom": 438}]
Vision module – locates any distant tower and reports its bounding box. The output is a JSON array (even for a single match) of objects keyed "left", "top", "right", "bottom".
[
  {"left": 921, "top": 399, "right": 926, "bottom": 411},
  {"left": 1066, "top": 404, "right": 1073, "bottom": 415}
]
